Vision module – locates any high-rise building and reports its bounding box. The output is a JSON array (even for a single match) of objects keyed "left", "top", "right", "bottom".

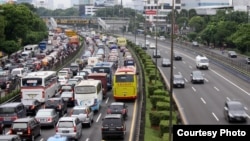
[
  {"left": 232, "top": 0, "right": 250, "bottom": 11},
  {"left": 16, "top": 0, "right": 33, "bottom": 4},
  {"left": 181, "top": 0, "right": 230, "bottom": 10},
  {"left": 34, "top": 0, "right": 53, "bottom": 10}
]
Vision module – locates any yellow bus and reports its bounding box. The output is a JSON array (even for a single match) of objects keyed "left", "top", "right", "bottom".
[
  {"left": 117, "top": 37, "right": 127, "bottom": 48},
  {"left": 64, "top": 29, "right": 77, "bottom": 37},
  {"left": 113, "top": 66, "right": 138, "bottom": 100}
]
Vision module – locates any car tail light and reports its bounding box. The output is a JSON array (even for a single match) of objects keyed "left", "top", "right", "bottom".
[
  {"left": 28, "top": 127, "right": 31, "bottom": 134},
  {"left": 73, "top": 126, "right": 76, "bottom": 132},
  {"left": 11, "top": 116, "right": 17, "bottom": 120},
  {"left": 107, "top": 109, "right": 111, "bottom": 114},
  {"left": 122, "top": 109, "right": 126, "bottom": 114},
  {"left": 9, "top": 128, "right": 13, "bottom": 134},
  {"left": 42, "top": 91, "right": 45, "bottom": 98},
  {"left": 58, "top": 105, "right": 62, "bottom": 109},
  {"left": 30, "top": 105, "right": 35, "bottom": 110},
  {"left": 55, "top": 126, "right": 58, "bottom": 132},
  {"left": 70, "top": 97, "right": 74, "bottom": 101},
  {"left": 47, "top": 117, "right": 52, "bottom": 122},
  {"left": 116, "top": 126, "right": 124, "bottom": 131}
]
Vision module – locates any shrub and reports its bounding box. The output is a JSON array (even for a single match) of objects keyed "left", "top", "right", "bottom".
[
  {"left": 146, "top": 68, "right": 154, "bottom": 74},
  {"left": 154, "top": 81, "right": 164, "bottom": 89},
  {"left": 160, "top": 120, "right": 169, "bottom": 136},
  {"left": 150, "top": 95, "right": 170, "bottom": 109},
  {"left": 156, "top": 101, "right": 170, "bottom": 111},
  {"left": 148, "top": 85, "right": 157, "bottom": 97},
  {"left": 149, "top": 111, "right": 169, "bottom": 126},
  {"left": 162, "top": 133, "right": 169, "bottom": 141},
  {"left": 153, "top": 89, "right": 168, "bottom": 96}
]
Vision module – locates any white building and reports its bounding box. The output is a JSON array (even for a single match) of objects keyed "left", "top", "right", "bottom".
[
  {"left": 181, "top": 0, "right": 230, "bottom": 10},
  {"left": 34, "top": 0, "right": 53, "bottom": 10}
]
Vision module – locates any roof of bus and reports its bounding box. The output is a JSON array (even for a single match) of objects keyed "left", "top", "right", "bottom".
[
  {"left": 115, "top": 66, "right": 136, "bottom": 74},
  {"left": 25, "top": 71, "right": 56, "bottom": 78},
  {"left": 88, "top": 73, "right": 107, "bottom": 77},
  {"left": 94, "top": 62, "right": 114, "bottom": 67},
  {"left": 76, "top": 79, "right": 101, "bottom": 86}
]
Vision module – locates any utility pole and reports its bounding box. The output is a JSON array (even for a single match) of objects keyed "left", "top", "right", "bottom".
[
  {"left": 134, "top": 6, "right": 137, "bottom": 43},
  {"left": 155, "top": 0, "right": 159, "bottom": 83}
]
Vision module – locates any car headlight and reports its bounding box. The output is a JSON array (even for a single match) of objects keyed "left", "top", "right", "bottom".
[{"left": 229, "top": 113, "right": 234, "bottom": 117}]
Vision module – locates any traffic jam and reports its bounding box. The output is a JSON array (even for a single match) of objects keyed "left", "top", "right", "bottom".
[{"left": 0, "top": 29, "right": 136, "bottom": 141}]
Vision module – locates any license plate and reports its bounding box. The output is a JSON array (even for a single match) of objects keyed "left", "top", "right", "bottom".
[
  {"left": 28, "top": 94, "right": 37, "bottom": 99},
  {"left": 4, "top": 117, "right": 11, "bottom": 121},
  {"left": 62, "top": 130, "right": 69, "bottom": 133},
  {"left": 40, "top": 119, "right": 45, "bottom": 122},
  {"left": 109, "top": 128, "right": 116, "bottom": 131},
  {"left": 17, "top": 132, "right": 23, "bottom": 135}
]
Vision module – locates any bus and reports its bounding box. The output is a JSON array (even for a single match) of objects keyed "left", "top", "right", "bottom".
[
  {"left": 113, "top": 66, "right": 138, "bottom": 100},
  {"left": 20, "top": 71, "right": 58, "bottom": 103},
  {"left": 92, "top": 62, "right": 116, "bottom": 90},
  {"left": 117, "top": 37, "right": 127, "bottom": 48},
  {"left": 74, "top": 79, "right": 103, "bottom": 112},
  {"left": 23, "top": 44, "right": 40, "bottom": 57}
]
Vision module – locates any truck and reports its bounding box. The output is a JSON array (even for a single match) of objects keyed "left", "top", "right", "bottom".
[{"left": 196, "top": 55, "right": 209, "bottom": 70}]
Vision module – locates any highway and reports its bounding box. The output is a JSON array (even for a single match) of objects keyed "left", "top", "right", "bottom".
[{"left": 125, "top": 34, "right": 250, "bottom": 125}]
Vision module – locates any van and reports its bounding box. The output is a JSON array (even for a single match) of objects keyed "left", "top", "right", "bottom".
[
  {"left": 0, "top": 102, "right": 27, "bottom": 126},
  {"left": 11, "top": 68, "right": 27, "bottom": 78}
]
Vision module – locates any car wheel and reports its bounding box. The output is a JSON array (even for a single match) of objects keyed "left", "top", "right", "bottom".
[{"left": 38, "top": 129, "right": 41, "bottom": 136}]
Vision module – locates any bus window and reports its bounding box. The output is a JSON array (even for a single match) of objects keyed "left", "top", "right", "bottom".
[{"left": 115, "top": 75, "right": 134, "bottom": 82}]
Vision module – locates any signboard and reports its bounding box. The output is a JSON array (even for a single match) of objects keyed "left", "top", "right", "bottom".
[{"left": 145, "top": 10, "right": 157, "bottom": 15}]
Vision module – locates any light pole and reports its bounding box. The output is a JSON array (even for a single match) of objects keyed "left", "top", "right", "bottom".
[
  {"left": 134, "top": 6, "right": 137, "bottom": 43},
  {"left": 155, "top": 0, "right": 159, "bottom": 82},
  {"left": 169, "top": 0, "right": 175, "bottom": 141},
  {"left": 112, "top": 6, "right": 115, "bottom": 35}
]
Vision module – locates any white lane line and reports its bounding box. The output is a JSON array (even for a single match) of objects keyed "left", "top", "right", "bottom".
[
  {"left": 183, "top": 61, "right": 186, "bottom": 64},
  {"left": 214, "top": 87, "right": 220, "bottom": 92},
  {"left": 173, "top": 66, "right": 176, "bottom": 69},
  {"left": 105, "top": 97, "right": 109, "bottom": 104},
  {"left": 210, "top": 69, "right": 250, "bottom": 95},
  {"left": 178, "top": 72, "right": 182, "bottom": 75},
  {"left": 184, "top": 78, "right": 188, "bottom": 82},
  {"left": 204, "top": 78, "right": 208, "bottom": 82},
  {"left": 226, "top": 97, "right": 231, "bottom": 101},
  {"left": 96, "top": 113, "right": 102, "bottom": 123},
  {"left": 192, "top": 87, "right": 196, "bottom": 92},
  {"left": 40, "top": 138, "right": 44, "bottom": 141},
  {"left": 85, "top": 138, "right": 89, "bottom": 141},
  {"left": 246, "top": 114, "right": 250, "bottom": 119},
  {"left": 244, "top": 107, "right": 248, "bottom": 110},
  {"left": 212, "top": 112, "right": 219, "bottom": 121},
  {"left": 200, "top": 97, "right": 206, "bottom": 104}
]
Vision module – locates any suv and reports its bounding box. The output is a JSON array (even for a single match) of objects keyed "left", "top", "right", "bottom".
[
  {"left": 70, "top": 106, "right": 94, "bottom": 127},
  {"left": 107, "top": 102, "right": 128, "bottom": 120},
  {"left": 56, "top": 117, "right": 82, "bottom": 141},
  {"left": 0, "top": 102, "right": 27, "bottom": 126},
  {"left": 153, "top": 50, "right": 161, "bottom": 58},
  {"left": 44, "top": 97, "right": 67, "bottom": 117},
  {"left": 224, "top": 100, "right": 248, "bottom": 123},
  {"left": 174, "top": 53, "right": 182, "bottom": 61},
  {"left": 190, "top": 71, "right": 204, "bottom": 84},
  {"left": 101, "top": 114, "right": 126, "bottom": 140},
  {"left": 173, "top": 74, "right": 185, "bottom": 88},
  {"left": 228, "top": 51, "right": 237, "bottom": 58},
  {"left": 9, "top": 117, "right": 41, "bottom": 141}
]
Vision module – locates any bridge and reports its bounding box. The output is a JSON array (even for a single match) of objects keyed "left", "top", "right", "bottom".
[{"left": 41, "top": 16, "right": 130, "bottom": 32}]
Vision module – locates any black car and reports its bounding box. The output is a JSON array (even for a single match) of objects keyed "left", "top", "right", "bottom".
[
  {"left": 101, "top": 114, "right": 126, "bottom": 140},
  {"left": 174, "top": 53, "right": 182, "bottom": 61},
  {"left": 173, "top": 74, "right": 185, "bottom": 88},
  {"left": 21, "top": 99, "right": 41, "bottom": 116},
  {"left": 70, "top": 63, "right": 79, "bottom": 76},
  {"left": 190, "top": 71, "right": 204, "bottom": 84},
  {"left": 224, "top": 100, "right": 248, "bottom": 123},
  {"left": 10, "top": 117, "right": 41, "bottom": 141},
  {"left": 0, "top": 122, "right": 3, "bottom": 134},
  {"left": 44, "top": 97, "right": 67, "bottom": 117},
  {"left": 107, "top": 102, "right": 128, "bottom": 119}
]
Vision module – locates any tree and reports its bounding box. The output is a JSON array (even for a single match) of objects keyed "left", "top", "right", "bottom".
[
  {"left": 0, "top": 15, "right": 6, "bottom": 42},
  {"left": 199, "top": 23, "right": 217, "bottom": 46},
  {"left": 188, "top": 16, "right": 205, "bottom": 33},
  {"left": 0, "top": 40, "right": 20, "bottom": 57},
  {"left": 188, "top": 9, "right": 197, "bottom": 19}
]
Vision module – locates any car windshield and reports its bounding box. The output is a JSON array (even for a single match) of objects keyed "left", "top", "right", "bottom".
[
  {"left": 58, "top": 121, "right": 74, "bottom": 128},
  {"left": 72, "top": 109, "right": 87, "bottom": 115},
  {"left": 229, "top": 103, "right": 244, "bottom": 111},
  {"left": 45, "top": 100, "right": 60, "bottom": 106},
  {"left": 12, "top": 123, "right": 28, "bottom": 129},
  {"left": 61, "top": 86, "right": 72, "bottom": 91},
  {"left": 103, "top": 118, "right": 122, "bottom": 126},
  {"left": 110, "top": 105, "right": 123, "bottom": 110},
  {"left": 37, "top": 111, "right": 52, "bottom": 116}
]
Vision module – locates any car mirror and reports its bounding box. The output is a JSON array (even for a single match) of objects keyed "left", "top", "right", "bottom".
[{"left": 224, "top": 107, "right": 228, "bottom": 111}]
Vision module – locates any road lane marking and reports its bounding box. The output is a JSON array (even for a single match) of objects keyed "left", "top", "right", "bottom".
[
  {"left": 204, "top": 78, "right": 208, "bottom": 82},
  {"left": 246, "top": 114, "right": 250, "bottom": 119},
  {"left": 210, "top": 69, "right": 250, "bottom": 95},
  {"left": 40, "top": 138, "right": 44, "bottom": 141},
  {"left": 191, "top": 87, "right": 196, "bottom": 92},
  {"left": 200, "top": 97, "right": 206, "bottom": 104},
  {"left": 86, "top": 138, "right": 89, "bottom": 141},
  {"left": 96, "top": 113, "right": 102, "bottom": 123},
  {"left": 214, "top": 87, "right": 220, "bottom": 91},
  {"left": 183, "top": 61, "right": 186, "bottom": 64},
  {"left": 184, "top": 78, "right": 188, "bottom": 82},
  {"left": 129, "top": 98, "right": 137, "bottom": 141},
  {"left": 189, "top": 65, "right": 192, "bottom": 69},
  {"left": 226, "top": 97, "right": 231, "bottom": 101},
  {"left": 105, "top": 97, "right": 109, "bottom": 104},
  {"left": 244, "top": 107, "right": 248, "bottom": 110},
  {"left": 212, "top": 112, "right": 219, "bottom": 121},
  {"left": 173, "top": 66, "right": 176, "bottom": 69}
]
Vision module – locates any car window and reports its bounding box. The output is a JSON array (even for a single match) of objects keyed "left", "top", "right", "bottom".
[
  {"left": 37, "top": 111, "right": 52, "bottom": 116},
  {"left": 12, "top": 123, "right": 28, "bottom": 129},
  {"left": 45, "top": 100, "right": 60, "bottom": 106},
  {"left": 110, "top": 105, "right": 123, "bottom": 110},
  {"left": 58, "top": 121, "right": 73, "bottom": 128},
  {"left": 72, "top": 109, "right": 87, "bottom": 115},
  {"left": 103, "top": 118, "right": 122, "bottom": 126},
  {"left": 0, "top": 107, "right": 16, "bottom": 114}
]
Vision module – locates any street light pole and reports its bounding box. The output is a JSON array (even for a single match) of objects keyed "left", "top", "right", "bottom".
[
  {"left": 134, "top": 6, "right": 137, "bottom": 43},
  {"left": 169, "top": 0, "right": 175, "bottom": 141},
  {"left": 155, "top": 1, "right": 159, "bottom": 82}
]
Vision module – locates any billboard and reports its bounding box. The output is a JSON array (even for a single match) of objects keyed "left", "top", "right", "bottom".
[{"left": 145, "top": 10, "right": 157, "bottom": 15}]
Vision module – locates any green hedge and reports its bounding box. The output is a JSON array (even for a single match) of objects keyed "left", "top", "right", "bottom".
[
  {"left": 150, "top": 95, "right": 170, "bottom": 109},
  {"left": 160, "top": 120, "right": 169, "bottom": 136},
  {"left": 149, "top": 111, "right": 170, "bottom": 126},
  {"left": 156, "top": 101, "right": 169, "bottom": 111},
  {"left": 0, "top": 89, "right": 20, "bottom": 104},
  {"left": 153, "top": 89, "right": 168, "bottom": 96},
  {"left": 162, "top": 133, "right": 169, "bottom": 141}
]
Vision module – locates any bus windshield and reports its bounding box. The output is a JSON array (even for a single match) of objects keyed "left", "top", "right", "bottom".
[
  {"left": 22, "top": 78, "right": 43, "bottom": 86},
  {"left": 93, "top": 68, "right": 110, "bottom": 74},
  {"left": 115, "top": 75, "right": 134, "bottom": 82},
  {"left": 75, "top": 86, "right": 96, "bottom": 94}
]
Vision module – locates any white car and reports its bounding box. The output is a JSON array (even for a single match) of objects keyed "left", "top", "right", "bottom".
[
  {"left": 159, "top": 36, "right": 166, "bottom": 40},
  {"left": 149, "top": 43, "right": 156, "bottom": 49},
  {"left": 58, "top": 76, "right": 68, "bottom": 85}
]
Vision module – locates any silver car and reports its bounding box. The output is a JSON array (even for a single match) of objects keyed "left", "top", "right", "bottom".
[
  {"left": 70, "top": 106, "right": 94, "bottom": 127},
  {"left": 35, "top": 109, "right": 59, "bottom": 127},
  {"left": 56, "top": 117, "right": 82, "bottom": 141}
]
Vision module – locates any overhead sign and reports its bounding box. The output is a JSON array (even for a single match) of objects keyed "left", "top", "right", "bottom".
[{"left": 145, "top": 10, "right": 157, "bottom": 15}]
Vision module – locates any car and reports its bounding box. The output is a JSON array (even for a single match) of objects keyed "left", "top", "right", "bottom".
[
  {"left": 153, "top": 50, "right": 161, "bottom": 58},
  {"left": 70, "top": 106, "right": 94, "bottom": 127},
  {"left": 57, "top": 76, "right": 68, "bottom": 86},
  {"left": 173, "top": 74, "right": 185, "bottom": 88},
  {"left": 59, "top": 84, "right": 74, "bottom": 94},
  {"left": 228, "top": 51, "right": 237, "bottom": 58},
  {"left": 21, "top": 99, "right": 41, "bottom": 116},
  {"left": 9, "top": 117, "right": 41, "bottom": 141},
  {"left": 192, "top": 41, "right": 199, "bottom": 47},
  {"left": 61, "top": 68, "right": 73, "bottom": 78},
  {"left": 107, "top": 102, "right": 128, "bottom": 120},
  {"left": 245, "top": 57, "right": 250, "bottom": 64},
  {"left": 60, "top": 91, "right": 75, "bottom": 106},
  {"left": 35, "top": 109, "right": 59, "bottom": 127},
  {"left": 159, "top": 36, "right": 166, "bottom": 40},
  {"left": 101, "top": 114, "right": 126, "bottom": 140},
  {"left": 190, "top": 71, "right": 204, "bottom": 84},
  {"left": 69, "top": 63, "right": 79, "bottom": 76},
  {"left": 161, "top": 58, "right": 171, "bottom": 67},
  {"left": 149, "top": 43, "right": 156, "bottom": 49},
  {"left": 0, "top": 135, "right": 22, "bottom": 141},
  {"left": 44, "top": 97, "right": 68, "bottom": 117},
  {"left": 0, "top": 122, "right": 3, "bottom": 134},
  {"left": 47, "top": 134, "right": 70, "bottom": 141},
  {"left": 146, "top": 35, "right": 151, "bottom": 38},
  {"left": 224, "top": 100, "right": 248, "bottom": 123},
  {"left": 174, "top": 53, "right": 182, "bottom": 61},
  {"left": 55, "top": 117, "right": 82, "bottom": 140}
]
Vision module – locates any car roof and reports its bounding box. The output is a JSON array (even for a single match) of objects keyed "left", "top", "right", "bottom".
[
  {"left": 38, "top": 109, "right": 54, "bottom": 112},
  {"left": 73, "top": 106, "right": 88, "bottom": 110},
  {"left": 0, "top": 102, "right": 23, "bottom": 108},
  {"left": 174, "top": 74, "right": 183, "bottom": 78},
  {"left": 0, "top": 135, "right": 20, "bottom": 139},
  {"left": 13, "top": 117, "right": 33, "bottom": 122},
  {"left": 110, "top": 102, "right": 124, "bottom": 106},
  {"left": 47, "top": 97, "right": 62, "bottom": 100},
  {"left": 226, "top": 100, "right": 243, "bottom": 105},
  {"left": 59, "top": 116, "right": 77, "bottom": 121},
  {"left": 104, "top": 114, "right": 122, "bottom": 119},
  {"left": 47, "top": 134, "right": 68, "bottom": 141}
]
